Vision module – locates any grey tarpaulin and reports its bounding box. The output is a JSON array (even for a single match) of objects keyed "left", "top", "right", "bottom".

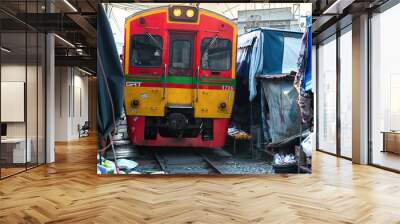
[
  {"left": 260, "top": 79, "right": 301, "bottom": 144},
  {"left": 97, "top": 4, "right": 125, "bottom": 139}
]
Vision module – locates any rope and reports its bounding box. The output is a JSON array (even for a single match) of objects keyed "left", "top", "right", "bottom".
[
  {"left": 109, "top": 133, "right": 120, "bottom": 174},
  {"left": 97, "top": 48, "right": 120, "bottom": 174},
  {"left": 280, "top": 87, "right": 285, "bottom": 124}
]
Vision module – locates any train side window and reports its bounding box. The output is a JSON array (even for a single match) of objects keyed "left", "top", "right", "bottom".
[
  {"left": 130, "top": 35, "right": 162, "bottom": 67},
  {"left": 201, "top": 38, "right": 231, "bottom": 71}
]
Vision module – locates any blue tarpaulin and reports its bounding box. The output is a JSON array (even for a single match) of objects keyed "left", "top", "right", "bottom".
[
  {"left": 303, "top": 22, "right": 312, "bottom": 92},
  {"left": 97, "top": 4, "right": 125, "bottom": 139},
  {"left": 236, "top": 28, "right": 303, "bottom": 101}
]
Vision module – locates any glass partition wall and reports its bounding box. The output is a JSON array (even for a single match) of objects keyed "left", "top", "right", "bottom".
[
  {"left": 316, "top": 26, "right": 353, "bottom": 159},
  {"left": 317, "top": 35, "right": 337, "bottom": 155},
  {"left": 0, "top": 1, "right": 47, "bottom": 179},
  {"left": 339, "top": 26, "right": 352, "bottom": 159},
  {"left": 370, "top": 3, "right": 400, "bottom": 172},
  {"left": 316, "top": 2, "right": 400, "bottom": 172}
]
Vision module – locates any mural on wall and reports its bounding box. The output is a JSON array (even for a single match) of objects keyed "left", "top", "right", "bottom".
[{"left": 97, "top": 3, "right": 313, "bottom": 175}]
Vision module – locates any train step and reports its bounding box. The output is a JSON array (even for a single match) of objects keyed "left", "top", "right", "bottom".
[
  {"left": 105, "top": 145, "right": 139, "bottom": 160},
  {"left": 113, "top": 139, "right": 131, "bottom": 146}
]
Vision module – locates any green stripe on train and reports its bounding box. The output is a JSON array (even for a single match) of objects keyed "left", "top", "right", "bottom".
[{"left": 125, "top": 74, "right": 235, "bottom": 86}]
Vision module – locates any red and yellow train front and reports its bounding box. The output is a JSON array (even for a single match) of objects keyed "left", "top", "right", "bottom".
[{"left": 124, "top": 6, "right": 237, "bottom": 148}]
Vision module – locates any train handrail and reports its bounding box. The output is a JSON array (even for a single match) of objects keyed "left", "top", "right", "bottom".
[
  {"left": 163, "top": 64, "right": 167, "bottom": 100},
  {"left": 196, "top": 65, "right": 200, "bottom": 102}
]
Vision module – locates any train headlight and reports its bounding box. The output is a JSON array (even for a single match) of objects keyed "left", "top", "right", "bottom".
[
  {"left": 219, "top": 102, "right": 227, "bottom": 111},
  {"left": 169, "top": 6, "right": 198, "bottom": 22},
  {"left": 131, "top": 99, "right": 140, "bottom": 108},
  {"left": 186, "top": 9, "right": 195, "bottom": 18},
  {"left": 173, "top": 8, "right": 182, "bottom": 17}
]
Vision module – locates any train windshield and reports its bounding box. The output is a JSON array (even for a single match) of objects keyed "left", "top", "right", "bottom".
[
  {"left": 169, "top": 33, "right": 194, "bottom": 76},
  {"left": 201, "top": 38, "right": 231, "bottom": 71},
  {"left": 130, "top": 34, "right": 163, "bottom": 67},
  {"left": 171, "top": 40, "right": 191, "bottom": 69}
]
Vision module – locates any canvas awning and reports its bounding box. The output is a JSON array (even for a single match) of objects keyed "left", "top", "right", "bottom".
[{"left": 236, "top": 28, "right": 303, "bottom": 101}]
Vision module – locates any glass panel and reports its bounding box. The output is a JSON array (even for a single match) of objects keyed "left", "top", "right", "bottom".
[
  {"left": 26, "top": 0, "right": 40, "bottom": 169},
  {"left": 168, "top": 33, "right": 193, "bottom": 76},
  {"left": 371, "top": 4, "right": 400, "bottom": 171},
  {"left": 27, "top": 31, "right": 38, "bottom": 168},
  {"left": 339, "top": 28, "right": 352, "bottom": 158},
  {"left": 171, "top": 40, "right": 191, "bottom": 69},
  {"left": 0, "top": 0, "right": 46, "bottom": 178},
  {"left": 201, "top": 38, "right": 231, "bottom": 71},
  {"left": 1, "top": 30, "right": 27, "bottom": 177},
  {"left": 317, "top": 36, "right": 337, "bottom": 154},
  {"left": 130, "top": 35, "right": 162, "bottom": 67},
  {"left": 38, "top": 32, "right": 45, "bottom": 165}
]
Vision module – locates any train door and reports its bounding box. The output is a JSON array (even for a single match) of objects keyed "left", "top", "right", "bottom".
[{"left": 167, "top": 32, "right": 195, "bottom": 106}]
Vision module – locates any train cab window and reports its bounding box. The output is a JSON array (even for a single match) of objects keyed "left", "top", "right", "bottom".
[
  {"left": 169, "top": 35, "right": 193, "bottom": 76},
  {"left": 130, "top": 34, "right": 162, "bottom": 67},
  {"left": 201, "top": 38, "right": 231, "bottom": 71},
  {"left": 171, "top": 40, "right": 191, "bottom": 69}
]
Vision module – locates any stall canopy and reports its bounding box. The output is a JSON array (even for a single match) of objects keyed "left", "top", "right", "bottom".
[
  {"left": 236, "top": 28, "right": 303, "bottom": 100},
  {"left": 97, "top": 4, "right": 125, "bottom": 139}
]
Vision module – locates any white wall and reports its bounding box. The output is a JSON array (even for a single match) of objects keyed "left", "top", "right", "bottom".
[
  {"left": 54, "top": 67, "right": 89, "bottom": 141},
  {"left": 1, "top": 65, "right": 26, "bottom": 141},
  {"left": 73, "top": 73, "right": 89, "bottom": 136},
  {"left": 55, "top": 66, "right": 69, "bottom": 141},
  {"left": 1, "top": 64, "right": 42, "bottom": 138},
  {"left": 1, "top": 63, "right": 46, "bottom": 164}
]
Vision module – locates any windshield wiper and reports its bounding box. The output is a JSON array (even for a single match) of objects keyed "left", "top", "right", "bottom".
[
  {"left": 146, "top": 32, "right": 162, "bottom": 50},
  {"left": 201, "top": 36, "right": 218, "bottom": 59}
]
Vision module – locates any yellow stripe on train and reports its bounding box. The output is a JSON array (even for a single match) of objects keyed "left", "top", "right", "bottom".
[{"left": 124, "top": 86, "right": 234, "bottom": 118}]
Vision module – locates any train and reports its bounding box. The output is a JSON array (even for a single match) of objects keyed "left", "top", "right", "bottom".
[{"left": 123, "top": 5, "right": 237, "bottom": 148}]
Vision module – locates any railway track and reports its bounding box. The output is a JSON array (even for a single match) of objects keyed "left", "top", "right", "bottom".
[
  {"left": 105, "top": 114, "right": 274, "bottom": 175},
  {"left": 152, "top": 149, "right": 224, "bottom": 174}
]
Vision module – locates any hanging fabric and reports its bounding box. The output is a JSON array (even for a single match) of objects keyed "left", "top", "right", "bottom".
[
  {"left": 97, "top": 4, "right": 125, "bottom": 139},
  {"left": 260, "top": 79, "right": 301, "bottom": 144},
  {"left": 295, "top": 16, "right": 313, "bottom": 125}
]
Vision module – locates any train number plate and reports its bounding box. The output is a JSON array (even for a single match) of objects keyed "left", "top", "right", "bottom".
[{"left": 222, "top": 85, "right": 234, "bottom": 90}]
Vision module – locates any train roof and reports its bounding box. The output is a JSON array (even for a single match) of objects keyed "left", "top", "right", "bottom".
[{"left": 124, "top": 6, "right": 235, "bottom": 27}]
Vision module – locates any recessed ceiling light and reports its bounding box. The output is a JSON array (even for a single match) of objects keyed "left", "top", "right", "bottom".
[
  {"left": 78, "top": 67, "right": 92, "bottom": 76},
  {"left": 63, "top": 0, "right": 78, "bottom": 12},
  {"left": 54, "top": 34, "right": 75, "bottom": 48},
  {"left": 1, "top": 47, "right": 11, "bottom": 53},
  {"left": 323, "top": 0, "right": 355, "bottom": 15}
]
